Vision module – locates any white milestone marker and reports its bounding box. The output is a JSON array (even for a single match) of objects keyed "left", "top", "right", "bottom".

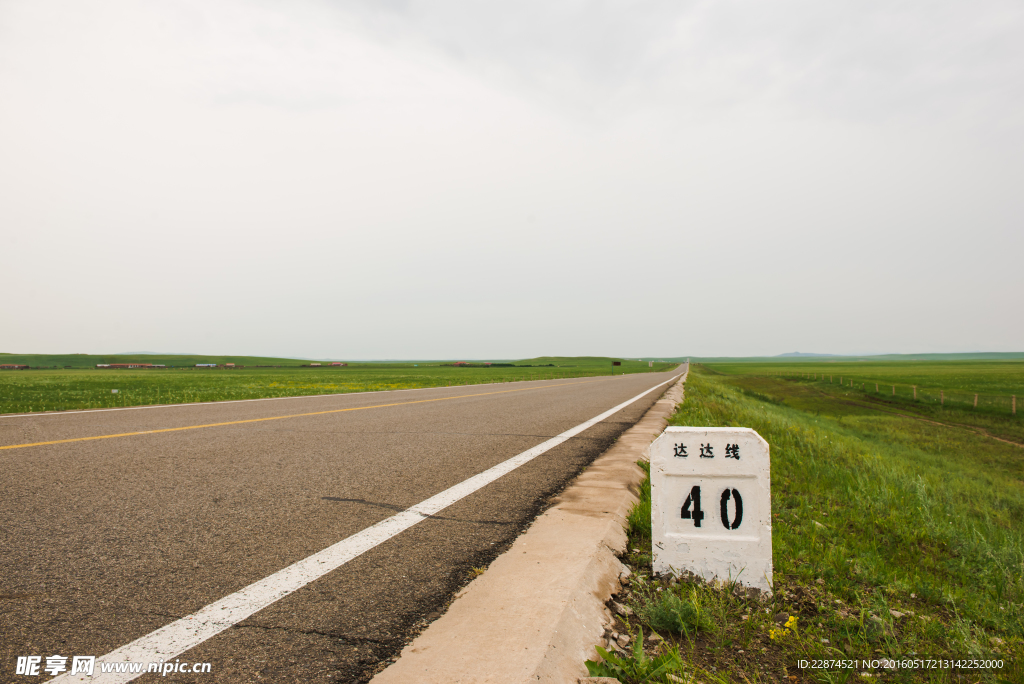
[{"left": 649, "top": 426, "right": 772, "bottom": 592}]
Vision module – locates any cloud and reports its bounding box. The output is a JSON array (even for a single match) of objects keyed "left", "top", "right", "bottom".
[
  {"left": 337, "top": 0, "right": 1024, "bottom": 130},
  {"left": 0, "top": 0, "right": 1021, "bottom": 357}
]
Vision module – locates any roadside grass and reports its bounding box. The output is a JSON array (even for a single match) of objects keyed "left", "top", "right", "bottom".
[
  {"left": 588, "top": 367, "right": 1023, "bottom": 683},
  {"left": 0, "top": 359, "right": 674, "bottom": 415}
]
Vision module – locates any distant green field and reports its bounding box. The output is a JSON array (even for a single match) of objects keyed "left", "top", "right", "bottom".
[
  {"left": 651, "top": 352, "right": 1024, "bottom": 364},
  {"left": 706, "top": 360, "right": 1024, "bottom": 393},
  {"left": 0, "top": 357, "right": 676, "bottom": 415},
  {"left": 703, "top": 360, "right": 1024, "bottom": 422}
]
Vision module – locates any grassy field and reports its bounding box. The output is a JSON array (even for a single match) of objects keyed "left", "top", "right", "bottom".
[
  {"left": 708, "top": 360, "right": 1024, "bottom": 395},
  {"left": 646, "top": 354, "right": 1024, "bottom": 365},
  {"left": 587, "top": 364, "right": 1022, "bottom": 683},
  {"left": 0, "top": 357, "right": 675, "bottom": 415},
  {"left": 685, "top": 353, "right": 1024, "bottom": 363}
]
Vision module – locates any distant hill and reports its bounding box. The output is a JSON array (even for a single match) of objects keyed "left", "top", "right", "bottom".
[
  {"left": 0, "top": 353, "right": 677, "bottom": 369},
  {"left": 775, "top": 352, "right": 834, "bottom": 357},
  {"left": 6, "top": 351, "right": 1020, "bottom": 369},
  {"left": 0, "top": 353, "right": 320, "bottom": 368}
]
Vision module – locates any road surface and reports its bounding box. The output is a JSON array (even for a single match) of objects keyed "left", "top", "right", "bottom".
[{"left": 0, "top": 371, "right": 678, "bottom": 682}]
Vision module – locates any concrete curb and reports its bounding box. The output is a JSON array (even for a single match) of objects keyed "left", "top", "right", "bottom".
[{"left": 371, "top": 367, "right": 687, "bottom": 684}]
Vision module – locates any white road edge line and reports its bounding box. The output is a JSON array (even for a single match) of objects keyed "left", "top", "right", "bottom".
[{"left": 54, "top": 373, "right": 682, "bottom": 684}]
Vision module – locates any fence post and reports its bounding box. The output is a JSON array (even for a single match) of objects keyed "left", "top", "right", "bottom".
[
  {"left": 1014, "top": 395, "right": 1017, "bottom": 415},
  {"left": 913, "top": 386, "right": 917, "bottom": 400},
  {"left": 941, "top": 390, "right": 944, "bottom": 406},
  {"left": 892, "top": 385, "right": 895, "bottom": 396},
  {"left": 875, "top": 383, "right": 879, "bottom": 392},
  {"left": 974, "top": 394, "right": 978, "bottom": 408}
]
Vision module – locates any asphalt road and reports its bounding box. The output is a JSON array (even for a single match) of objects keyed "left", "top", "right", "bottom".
[{"left": 0, "top": 371, "right": 678, "bottom": 683}]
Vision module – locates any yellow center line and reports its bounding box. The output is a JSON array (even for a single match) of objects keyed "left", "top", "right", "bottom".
[{"left": 0, "top": 379, "right": 600, "bottom": 451}]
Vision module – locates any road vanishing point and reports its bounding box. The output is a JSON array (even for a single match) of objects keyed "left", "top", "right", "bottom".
[{"left": 1, "top": 370, "right": 680, "bottom": 683}]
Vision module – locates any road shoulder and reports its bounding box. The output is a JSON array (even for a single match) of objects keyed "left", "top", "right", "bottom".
[{"left": 371, "top": 370, "right": 687, "bottom": 683}]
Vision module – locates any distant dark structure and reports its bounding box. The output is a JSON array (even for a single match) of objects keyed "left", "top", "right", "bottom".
[
  {"left": 98, "top": 363, "right": 155, "bottom": 369},
  {"left": 612, "top": 361, "right": 621, "bottom": 366},
  {"left": 0, "top": 364, "right": 28, "bottom": 370}
]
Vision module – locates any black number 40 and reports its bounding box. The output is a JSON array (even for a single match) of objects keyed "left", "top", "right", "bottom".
[{"left": 680, "top": 486, "right": 743, "bottom": 530}]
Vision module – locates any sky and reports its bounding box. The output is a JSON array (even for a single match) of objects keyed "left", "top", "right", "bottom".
[{"left": 1, "top": 0, "right": 1022, "bottom": 359}]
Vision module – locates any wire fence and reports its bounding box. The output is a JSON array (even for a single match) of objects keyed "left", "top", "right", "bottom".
[{"left": 764, "top": 370, "right": 1019, "bottom": 416}]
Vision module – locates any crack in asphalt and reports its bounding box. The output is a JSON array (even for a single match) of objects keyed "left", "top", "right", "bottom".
[
  {"left": 240, "top": 427, "right": 622, "bottom": 440},
  {"left": 319, "top": 497, "right": 518, "bottom": 526},
  {"left": 238, "top": 622, "right": 392, "bottom": 646},
  {"left": 143, "top": 610, "right": 186, "bottom": 620},
  {"left": 0, "top": 592, "right": 49, "bottom": 600},
  {"left": 141, "top": 611, "right": 394, "bottom": 648}
]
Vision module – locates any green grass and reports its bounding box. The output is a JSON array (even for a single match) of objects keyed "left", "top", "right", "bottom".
[
  {"left": 685, "top": 353, "right": 1024, "bottom": 362},
  {"left": 648, "top": 353, "right": 1024, "bottom": 365},
  {"left": 593, "top": 365, "right": 1023, "bottom": 683},
  {"left": 707, "top": 360, "right": 1024, "bottom": 402},
  {"left": 0, "top": 358, "right": 675, "bottom": 415}
]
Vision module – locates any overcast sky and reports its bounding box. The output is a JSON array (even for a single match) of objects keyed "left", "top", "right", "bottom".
[{"left": 1, "top": 1, "right": 1021, "bottom": 359}]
